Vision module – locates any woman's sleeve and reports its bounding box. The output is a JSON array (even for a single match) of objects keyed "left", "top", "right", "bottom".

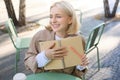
[
  {"left": 36, "top": 51, "right": 51, "bottom": 67},
  {"left": 24, "top": 33, "right": 43, "bottom": 73}
]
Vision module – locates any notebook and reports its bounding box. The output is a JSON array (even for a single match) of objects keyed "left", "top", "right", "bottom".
[{"left": 39, "top": 36, "right": 85, "bottom": 70}]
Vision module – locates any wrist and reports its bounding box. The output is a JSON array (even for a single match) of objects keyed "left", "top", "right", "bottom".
[{"left": 45, "top": 50, "right": 51, "bottom": 60}]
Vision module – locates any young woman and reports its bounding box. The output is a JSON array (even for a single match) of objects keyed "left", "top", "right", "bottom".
[{"left": 24, "top": 1, "right": 88, "bottom": 78}]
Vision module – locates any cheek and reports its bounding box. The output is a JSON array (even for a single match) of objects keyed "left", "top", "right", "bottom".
[
  {"left": 59, "top": 18, "right": 68, "bottom": 24},
  {"left": 61, "top": 20, "right": 70, "bottom": 26},
  {"left": 49, "top": 20, "right": 51, "bottom": 25}
]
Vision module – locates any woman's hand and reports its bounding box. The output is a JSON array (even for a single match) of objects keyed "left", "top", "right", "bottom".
[
  {"left": 45, "top": 42, "right": 68, "bottom": 59},
  {"left": 81, "top": 54, "right": 89, "bottom": 66}
]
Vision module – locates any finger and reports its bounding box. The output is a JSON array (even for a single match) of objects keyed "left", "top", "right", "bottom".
[
  {"left": 81, "top": 59, "right": 89, "bottom": 66},
  {"left": 52, "top": 49, "right": 67, "bottom": 58},
  {"left": 81, "top": 54, "right": 87, "bottom": 60},
  {"left": 81, "top": 58, "right": 88, "bottom": 64},
  {"left": 53, "top": 52, "right": 68, "bottom": 59},
  {"left": 54, "top": 56, "right": 64, "bottom": 59},
  {"left": 50, "top": 53, "right": 66, "bottom": 59},
  {"left": 81, "top": 54, "right": 86, "bottom": 58},
  {"left": 54, "top": 48, "right": 68, "bottom": 54},
  {"left": 54, "top": 52, "right": 67, "bottom": 57},
  {"left": 48, "top": 42, "right": 56, "bottom": 49},
  {"left": 81, "top": 55, "right": 89, "bottom": 66},
  {"left": 54, "top": 46, "right": 67, "bottom": 51},
  {"left": 81, "top": 61, "right": 89, "bottom": 66},
  {"left": 81, "top": 57, "right": 88, "bottom": 62},
  {"left": 53, "top": 50, "right": 67, "bottom": 56}
]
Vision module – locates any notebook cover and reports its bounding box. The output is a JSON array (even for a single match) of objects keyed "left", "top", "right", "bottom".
[{"left": 39, "top": 36, "right": 84, "bottom": 70}]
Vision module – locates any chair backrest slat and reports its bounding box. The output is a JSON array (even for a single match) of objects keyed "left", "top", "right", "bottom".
[
  {"left": 6, "top": 18, "right": 18, "bottom": 48},
  {"left": 8, "top": 18, "right": 18, "bottom": 37},
  {"left": 89, "top": 27, "right": 99, "bottom": 48},
  {"left": 85, "top": 23, "right": 105, "bottom": 51}
]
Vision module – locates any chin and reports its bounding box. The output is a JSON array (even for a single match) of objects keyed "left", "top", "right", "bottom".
[
  {"left": 53, "top": 30, "right": 59, "bottom": 32},
  {"left": 52, "top": 28, "right": 60, "bottom": 32}
]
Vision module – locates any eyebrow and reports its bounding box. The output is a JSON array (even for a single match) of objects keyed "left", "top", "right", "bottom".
[{"left": 50, "top": 14, "right": 62, "bottom": 16}]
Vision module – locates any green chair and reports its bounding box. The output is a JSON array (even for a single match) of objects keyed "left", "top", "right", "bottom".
[
  {"left": 5, "top": 18, "right": 31, "bottom": 73},
  {"left": 82, "top": 23, "right": 105, "bottom": 80},
  {"left": 85, "top": 23, "right": 105, "bottom": 70},
  {"left": 27, "top": 72, "right": 81, "bottom": 80}
]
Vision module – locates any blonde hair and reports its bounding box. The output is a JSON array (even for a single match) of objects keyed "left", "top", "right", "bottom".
[{"left": 46, "top": 1, "right": 80, "bottom": 34}]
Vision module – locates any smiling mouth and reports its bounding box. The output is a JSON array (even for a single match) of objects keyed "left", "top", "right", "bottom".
[{"left": 52, "top": 24, "right": 60, "bottom": 28}]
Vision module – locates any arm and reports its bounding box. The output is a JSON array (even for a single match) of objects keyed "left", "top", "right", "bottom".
[
  {"left": 36, "top": 51, "right": 51, "bottom": 67},
  {"left": 24, "top": 33, "right": 43, "bottom": 73},
  {"left": 76, "top": 37, "right": 88, "bottom": 71}
]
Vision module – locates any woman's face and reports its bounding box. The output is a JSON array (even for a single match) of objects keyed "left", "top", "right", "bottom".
[{"left": 50, "top": 6, "right": 72, "bottom": 34}]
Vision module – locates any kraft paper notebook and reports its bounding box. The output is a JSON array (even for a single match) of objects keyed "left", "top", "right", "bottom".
[{"left": 39, "top": 36, "right": 84, "bottom": 70}]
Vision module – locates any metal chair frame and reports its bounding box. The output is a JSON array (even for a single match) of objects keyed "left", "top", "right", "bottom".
[
  {"left": 85, "top": 23, "right": 105, "bottom": 70},
  {"left": 5, "top": 18, "right": 31, "bottom": 73}
]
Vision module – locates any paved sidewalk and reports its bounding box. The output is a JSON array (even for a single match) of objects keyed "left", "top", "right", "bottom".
[{"left": 82, "top": 17, "right": 120, "bottom": 80}]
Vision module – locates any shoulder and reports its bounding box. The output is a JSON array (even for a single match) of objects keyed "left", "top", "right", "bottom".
[
  {"left": 32, "top": 29, "right": 54, "bottom": 41},
  {"left": 68, "top": 33, "right": 83, "bottom": 38},
  {"left": 70, "top": 33, "right": 85, "bottom": 45},
  {"left": 33, "top": 29, "right": 52, "bottom": 38},
  {"left": 35, "top": 29, "right": 51, "bottom": 36}
]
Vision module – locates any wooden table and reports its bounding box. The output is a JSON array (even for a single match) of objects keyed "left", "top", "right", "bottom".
[{"left": 26, "top": 72, "right": 81, "bottom": 80}]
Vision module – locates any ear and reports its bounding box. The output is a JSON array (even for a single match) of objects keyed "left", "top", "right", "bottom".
[{"left": 68, "top": 17, "right": 72, "bottom": 24}]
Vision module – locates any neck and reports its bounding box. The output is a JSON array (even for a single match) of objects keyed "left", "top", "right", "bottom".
[{"left": 56, "top": 32, "right": 67, "bottom": 38}]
